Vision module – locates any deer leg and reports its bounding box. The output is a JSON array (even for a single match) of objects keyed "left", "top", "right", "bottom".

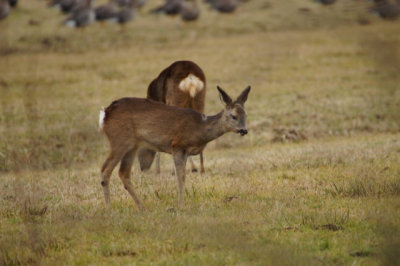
[
  {"left": 189, "top": 156, "right": 198, "bottom": 172},
  {"left": 200, "top": 152, "right": 205, "bottom": 173},
  {"left": 118, "top": 146, "right": 145, "bottom": 209},
  {"left": 172, "top": 149, "right": 188, "bottom": 207},
  {"left": 155, "top": 152, "right": 161, "bottom": 174},
  {"left": 101, "top": 149, "right": 129, "bottom": 207},
  {"left": 137, "top": 147, "right": 156, "bottom": 172}
]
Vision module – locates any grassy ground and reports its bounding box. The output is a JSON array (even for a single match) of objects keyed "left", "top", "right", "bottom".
[
  {"left": 1, "top": 0, "right": 400, "bottom": 265},
  {"left": 1, "top": 134, "right": 400, "bottom": 265}
]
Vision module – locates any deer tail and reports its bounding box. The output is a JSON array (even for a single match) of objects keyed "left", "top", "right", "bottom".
[{"left": 98, "top": 107, "right": 106, "bottom": 132}]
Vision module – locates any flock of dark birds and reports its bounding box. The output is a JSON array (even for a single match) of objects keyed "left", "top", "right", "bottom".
[
  {"left": 0, "top": 0, "right": 399, "bottom": 30},
  {"left": 0, "top": 0, "right": 240, "bottom": 30}
]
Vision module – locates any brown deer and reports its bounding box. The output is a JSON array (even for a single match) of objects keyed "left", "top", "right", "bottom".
[
  {"left": 137, "top": 61, "right": 206, "bottom": 174},
  {"left": 99, "top": 86, "right": 250, "bottom": 208}
]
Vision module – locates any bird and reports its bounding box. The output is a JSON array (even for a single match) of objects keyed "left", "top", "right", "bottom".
[
  {"left": 61, "top": 0, "right": 82, "bottom": 14},
  {"left": 94, "top": 0, "right": 118, "bottom": 24},
  {"left": 370, "top": 0, "right": 400, "bottom": 19},
  {"left": 48, "top": 0, "right": 85, "bottom": 14},
  {"left": 47, "top": 0, "right": 64, "bottom": 9},
  {"left": 180, "top": 0, "right": 199, "bottom": 22},
  {"left": 0, "top": 0, "right": 10, "bottom": 20},
  {"left": 116, "top": 0, "right": 129, "bottom": 7},
  {"left": 134, "top": 0, "right": 147, "bottom": 10},
  {"left": 8, "top": 0, "right": 17, "bottom": 8},
  {"left": 205, "top": 0, "right": 238, "bottom": 13},
  {"left": 316, "top": 0, "right": 336, "bottom": 5},
  {"left": 118, "top": 0, "right": 147, "bottom": 10},
  {"left": 114, "top": 0, "right": 136, "bottom": 31},
  {"left": 63, "top": 0, "right": 95, "bottom": 28},
  {"left": 62, "top": 0, "right": 88, "bottom": 15},
  {"left": 150, "top": 0, "right": 182, "bottom": 16}
]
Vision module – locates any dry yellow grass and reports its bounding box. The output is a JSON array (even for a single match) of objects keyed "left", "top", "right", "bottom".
[
  {"left": 1, "top": 134, "right": 400, "bottom": 265},
  {"left": 1, "top": 0, "right": 400, "bottom": 265}
]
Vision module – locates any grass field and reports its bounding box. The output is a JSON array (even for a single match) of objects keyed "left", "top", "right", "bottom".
[{"left": 1, "top": 0, "right": 400, "bottom": 265}]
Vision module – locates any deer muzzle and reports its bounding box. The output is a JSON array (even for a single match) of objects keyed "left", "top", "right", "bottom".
[{"left": 238, "top": 129, "right": 248, "bottom": 136}]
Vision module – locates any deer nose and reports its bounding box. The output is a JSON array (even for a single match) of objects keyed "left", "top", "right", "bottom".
[{"left": 238, "top": 129, "right": 248, "bottom": 136}]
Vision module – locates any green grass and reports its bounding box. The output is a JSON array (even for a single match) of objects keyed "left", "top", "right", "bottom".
[
  {"left": 1, "top": 134, "right": 400, "bottom": 265},
  {"left": 1, "top": 0, "right": 400, "bottom": 265}
]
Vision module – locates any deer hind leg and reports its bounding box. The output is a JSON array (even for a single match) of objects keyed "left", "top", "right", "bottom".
[
  {"left": 188, "top": 156, "right": 198, "bottom": 172},
  {"left": 155, "top": 152, "right": 161, "bottom": 174},
  {"left": 101, "top": 148, "right": 131, "bottom": 207},
  {"left": 137, "top": 147, "right": 156, "bottom": 172},
  {"left": 118, "top": 146, "right": 145, "bottom": 209},
  {"left": 200, "top": 152, "right": 205, "bottom": 173},
  {"left": 172, "top": 149, "right": 188, "bottom": 207}
]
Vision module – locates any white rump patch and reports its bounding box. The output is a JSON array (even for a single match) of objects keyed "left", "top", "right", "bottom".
[
  {"left": 179, "top": 74, "right": 204, "bottom": 98},
  {"left": 98, "top": 107, "right": 105, "bottom": 132}
]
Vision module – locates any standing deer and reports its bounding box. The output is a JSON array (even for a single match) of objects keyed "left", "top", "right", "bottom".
[
  {"left": 137, "top": 61, "right": 206, "bottom": 174},
  {"left": 99, "top": 86, "right": 250, "bottom": 208}
]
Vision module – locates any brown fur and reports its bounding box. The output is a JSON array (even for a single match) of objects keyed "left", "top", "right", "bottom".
[
  {"left": 99, "top": 86, "right": 250, "bottom": 208},
  {"left": 147, "top": 60, "right": 206, "bottom": 112},
  {"left": 138, "top": 61, "right": 206, "bottom": 173}
]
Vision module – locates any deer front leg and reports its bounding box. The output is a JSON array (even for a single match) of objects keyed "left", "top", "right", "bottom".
[{"left": 172, "top": 148, "right": 188, "bottom": 207}]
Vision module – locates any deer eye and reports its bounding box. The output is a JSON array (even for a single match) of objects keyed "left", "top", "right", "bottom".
[{"left": 231, "top": 115, "right": 238, "bottom": 120}]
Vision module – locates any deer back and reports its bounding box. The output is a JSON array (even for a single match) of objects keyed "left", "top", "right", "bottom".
[{"left": 102, "top": 97, "right": 209, "bottom": 154}]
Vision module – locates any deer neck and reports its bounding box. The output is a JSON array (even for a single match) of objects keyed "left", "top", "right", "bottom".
[{"left": 202, "top": 111, "right": 227, "bottom": 143}]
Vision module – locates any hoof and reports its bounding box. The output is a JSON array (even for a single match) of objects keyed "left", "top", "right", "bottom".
[{"left": 191, "top": 169, "right": 198, "bottom": 173}]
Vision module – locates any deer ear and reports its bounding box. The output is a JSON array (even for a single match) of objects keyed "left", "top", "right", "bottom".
[
  {"left": 217, "top": 86, "right": 233, "bottom": 107},
  {"left": 236, "top": 86, "right": 251, "bottom": 106}
]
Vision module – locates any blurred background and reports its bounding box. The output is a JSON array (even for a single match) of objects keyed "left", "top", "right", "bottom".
[
  {"left": 1, "top": 1, "right": 400, "bottom": 265},
  {"left": 0, "top": 0, "right": 399, "bottom": 172}
]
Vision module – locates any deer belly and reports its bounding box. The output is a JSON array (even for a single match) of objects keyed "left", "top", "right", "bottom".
[
  {"left": 186, "top": 146, "right": 203, "bottom": 156},
  {"left": 139, "top": 139, "right": 173, "bottom": 154}
]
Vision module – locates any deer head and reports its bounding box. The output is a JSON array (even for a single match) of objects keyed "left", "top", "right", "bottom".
[{"left": 217, "top": 86, "right": 251, "bottom": 136}]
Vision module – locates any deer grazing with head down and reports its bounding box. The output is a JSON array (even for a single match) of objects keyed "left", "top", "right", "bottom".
[
  {"left": 99, "top": 86, "right": 251, "bottom": 208},
  {"left": 137, "top": 60, "right": 206, "bottom": 174}
]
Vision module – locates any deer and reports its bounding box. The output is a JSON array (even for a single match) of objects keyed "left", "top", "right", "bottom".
[
  {"left": 137, "top": 60, "right": 207, "bottom": 174},
  {"left": 99, "top": 86, "right": 251, "bottom": 208}
]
